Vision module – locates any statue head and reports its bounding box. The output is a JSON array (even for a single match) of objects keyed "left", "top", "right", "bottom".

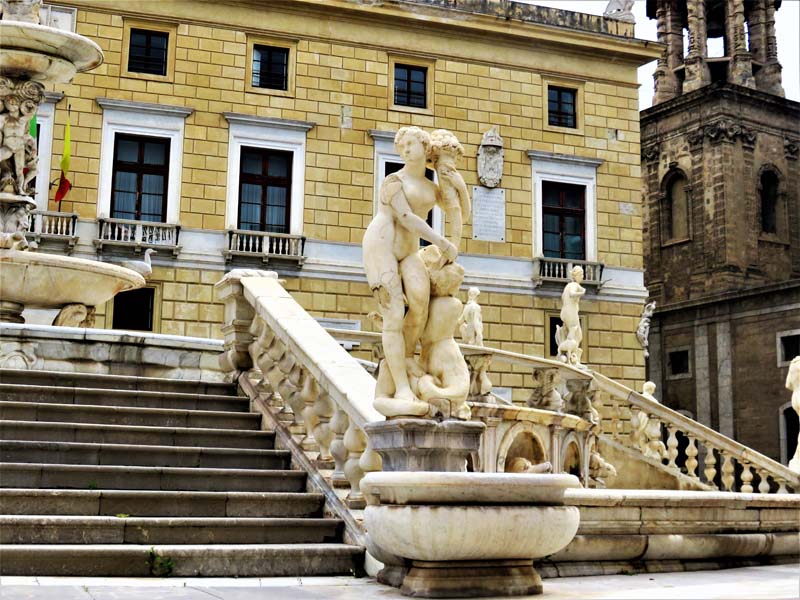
[
  {"left": 642, "top": 381, "right": 657, "bottom": 396},
  {"left": 419, "top": 245, "right": 465, "bottom": 297},
  {"left": 395, "top": 126, "right": 431, "bottom": 162},
  {"left": 570, "top": 265, "right": 584, "bottom": 283},
  {"left": 467, "top": 287, "right": 480, "bottom": 302}
]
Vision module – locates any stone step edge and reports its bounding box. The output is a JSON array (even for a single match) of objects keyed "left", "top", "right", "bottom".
[
  {"left": 0, "top": 383, "right": 246, "bottom": 404},
  {"left": 0, "top": 515, "right": 342, "bottom": 527},
  {"left": 0, "top": 488, "right": 323, "bottom": 501},
  {"left": 0, "top": 401, "right": 260, "bottom": 421},
  {"left": 0, "top": 463, "right": 307, "bottom": 478},
  {"left": 0, "top": 440, "right": 288, "bottom": 458},
  {"left": 0, "top": 420, "right": 274, "bottom": 439},
  {"left": 0, "top": 368, "right": 236, "bottom": 392}
]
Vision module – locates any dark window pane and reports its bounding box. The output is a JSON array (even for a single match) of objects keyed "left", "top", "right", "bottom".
[
  {"left": 143, "top": 142, "right": 166, "bottom": 165},
  {"left": 760, "top": 171, "right": 779, "bottom": 234},
  {"left": 668, "top": 350, "right": 690, "bottom": 376},
  {"left": 113, "top": 287, "right": 155, "bottom": 331},
  {"left": 549, "top": 316, "right": 561, "bottom": 356},
  {"left": 548, "top": 86, "right": 577, "bottom": 128},
  {"left": 540, "top": 180, "right": 585, "bottom": 259},
  {"left": 782, "top": 335, "right": 800, "bottom": 362},
  {"left": 111, "top": 134, "right": 169, "bottom": 222},
  {"left": 564, "top": 186, "right": 583, "bottom": 208},
  {"left": 268, "top": 154, "right": 289, "bottom": 178},
  {"left": 252, "top": 45, "right": 289, "bottom": 90},
  {"left": 242, "top": 152, "right": 262, "bottom": 175},
  {"left": 394, "top": 64, "right": 427, "bottom": 108},
  {"left": 116, "top": 139, "right": 139, "bottom": 163},
  {"left": 238, "top": 147, "right": 292, "bottom": 232},
  {"left": 128, "top": 28, "right": 168, "bottom": 76}
]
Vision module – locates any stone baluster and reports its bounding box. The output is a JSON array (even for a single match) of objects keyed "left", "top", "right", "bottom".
[
  {"left": 721, "top": 452, "right": 735, "bottom": 491},
  {"left": 611, "top": 398, "right": 621, "bottom": 441},
  {"left": 343, "top": 420, "right": 368, "bottom": 508},
  {"left": 740, "top": 461, "right": 753, "bottom": 493},
  {"left": 757, "top": 469, "right": 771, "bottom": 494},
  {"left": 299, "top": 375, "right": 319, "bottom": 446},
  {"left": 312, "top": 390, "right": 335, "bottom": 462},
  {"left": 703, "top": 445, "right": 718, "bottom": 488},
  {"left": 666, "top": 425, "right": 679, "bottom": 469},
  {"left": 685, "top": 435, "right": 699, "bottom": 479},
  {"left": 329, "top": 407, "right": 350, "bottom": 487},
  {"left": 776, "top": 479, "right": 788, "bottom": 494},
  {"left": 359, "top": 435, "right": 382, "bottom": 479}
]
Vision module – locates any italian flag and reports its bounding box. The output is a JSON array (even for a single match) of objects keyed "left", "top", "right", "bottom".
[{"left": 54, "top": 116, "right": 72, "bottom": 203}]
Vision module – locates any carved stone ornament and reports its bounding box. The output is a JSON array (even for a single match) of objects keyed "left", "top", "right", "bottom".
[
  {"left": 603, "top": 0, "right": 635, "bottom": 23},
  {"left": 688, "top": 119, "right": 757, "bottom": 146},
  {"left": 785, "top": 138, "right": 799, "bottom": 160},
  {"left": 636, "top": 301, "right": 656, "bottom": 360},
  {"left": 477, "top": 126, "right": 503, "bottom": 188},
  {"left": 641, "top": 144, "right": 660, "bottom": 162}
]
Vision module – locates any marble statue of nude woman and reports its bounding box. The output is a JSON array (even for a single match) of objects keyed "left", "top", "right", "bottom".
[{"left": 363, "top": 126, "right": 460, "bottom": 418}]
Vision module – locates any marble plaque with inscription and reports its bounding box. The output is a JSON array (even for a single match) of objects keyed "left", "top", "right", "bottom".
[{"left": 472, "top": 186, "right": 506, "bottom": 242}]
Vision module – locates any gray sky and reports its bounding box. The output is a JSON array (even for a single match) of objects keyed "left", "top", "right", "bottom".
[{"left": 528, "top": 0, "right": 800, "bottom": 110}]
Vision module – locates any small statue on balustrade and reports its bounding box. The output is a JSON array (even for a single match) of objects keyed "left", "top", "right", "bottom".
[
  {"left": 589, "top": 447, "right": 618, "bottom": 488},
  {"left": 364, "top": 127, "right": 471, "bottom": 421},
  {"left": 555, "top": 266, "right": 586, "bottom": 368},
  {"left": 631, "top": 381, "right": 667, "bottom": 461},
  {"left": 527, "top": 368, "right": 564, "bottom": 412},
  {"left": 636, "top": 301, "right": 656, "bottom": 360},
  {"left": 787, "top": 356, "right": 800, "bottom": 473},
  {"left": 458, "top": 287, "right": 484, "bottom": 346}
]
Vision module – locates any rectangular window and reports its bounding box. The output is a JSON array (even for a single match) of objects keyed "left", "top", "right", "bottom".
[
  {"left": 111, "top": 134, "right": 170, "bottom": 222},
  {"left": 542, "top": 181, "right": 585, "bottom": 260},
  {"left": 394, "top": 64, "right": 427, "bottom": 108},
  {"left": 548, "top": 86, "right": 577, "bottom": 128},
  {"left": 252, "top": 45, "right": 289, "bottom": 91},
  {"left": 127, "top": 28, "right": 169, "bottom": 76},
  {"left": 668, "top": 349, "right": 691, "bottom": 377},
  {"left": 113, "top": 287, "right": 155, "bottom": 331},
  {"left": 781, "top": 334, "right": 800, "bottom": 363},
  {"left": 238, "top": 146, "right": 293, "bottom": 233}
]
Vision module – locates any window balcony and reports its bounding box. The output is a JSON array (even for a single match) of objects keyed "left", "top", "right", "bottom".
[
  {"left": 30, "top": 210, "right": 79, "bottom": 252},
  {"left": 223, "top": 228, "right": 305, "bottom": 265},
  {"left": 532, "top": 257, "right": 604, "bottom": 288},
  {"left": 94, "top": 217, "right": 181, "bottom": 256}
]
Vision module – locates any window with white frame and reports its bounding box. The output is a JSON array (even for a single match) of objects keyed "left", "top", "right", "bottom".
[
  {"left": 528, "top": 150, "right": 602, "bottom": 262},
  {"left": 369, "top": 129, "right": 443, "bottom": 243},
  {"left": 224, "top": 113, "right": 313, "bottom": 235},
  {"left": 96, "top": 98, "right": 192, "bottom": 223},
  {"left": 776, "top": 329, "right": 800, "bottom": 367},
  {"left": 33, "top": 92, "right": 62, "bottom": 210}
]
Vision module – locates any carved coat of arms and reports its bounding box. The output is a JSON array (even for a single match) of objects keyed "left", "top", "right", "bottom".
[{"left": 477, "top": 127, "right": 503, "bottom": 188}]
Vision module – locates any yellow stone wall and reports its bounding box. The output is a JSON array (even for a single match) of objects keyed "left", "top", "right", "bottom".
[{"left": 48, "top": 0, "right": 652, "bottom": 393}]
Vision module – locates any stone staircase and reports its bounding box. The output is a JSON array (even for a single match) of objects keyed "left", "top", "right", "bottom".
[{"left": 0, "top": 368, "right": 363, "bottom": 576}]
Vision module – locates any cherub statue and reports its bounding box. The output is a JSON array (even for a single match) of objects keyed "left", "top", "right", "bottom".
[
  {"left": 52, "top": 304, "right": 96, "bottom": 328},
  {"left": 589, "top": 448, "right": 618, "bottom": 488},
  {"left": 636, "top": 301, "right": 656, "bottom": 359},
  {"left": 411, "top": 245, "right": 471, "bottom": 420},
  {"left": 430, "top": 129, "right": 470, "bottom": 251},
  {"left": 555, "top": 266, "right": 586, "bottom": 367},
  {"left": 603, "top": 0, "right": 635, "bottom": 23},
  {"left": 786, "top": 356, "right": 800, "bottom": 473},
  {"left": 0, "top": 95, "right": 32, "bottom": 195},
  {"left": 1, "top": 0, "right": 43, "bottom": 23},
  {"left": 458, "top": 287, "right": 483, "bottom": 346},
  {"left": 527, "top": 368, "right": 564, "bottom": 412}
]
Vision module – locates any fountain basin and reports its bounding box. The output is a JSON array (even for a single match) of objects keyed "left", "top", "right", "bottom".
[
  {"left": 0, "top": 250, "right": 144, "bottom": 318},
  {"left": 0, "top": 22, "right": 103, "bottom": 82},
  {"left": 361, "top": 472, "right": 581, "bottom": 597}
]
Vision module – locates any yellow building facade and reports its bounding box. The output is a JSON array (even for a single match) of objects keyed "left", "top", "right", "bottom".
[{"left": 29, "top": 0, "right": 659, "bottom": 397}]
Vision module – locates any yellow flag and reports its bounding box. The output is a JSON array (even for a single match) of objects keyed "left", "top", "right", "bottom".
[{"left": 55, "top": 117, "right": 72, "bottom": 202}]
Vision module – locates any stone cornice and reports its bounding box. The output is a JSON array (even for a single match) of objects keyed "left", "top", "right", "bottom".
[
  {"left": 686, "top": 119, "right": 757, "bottom": 147},
  {"left": 44, "top": 91, "right": 64, "bottom": 104},
  {"left": 223, "top": 113, "right": 315, "bottom": 132},
  {"left": 96, "top": 97, "right": 194, "bottom": 118},
  {"left": 369, "top": 129, "right": 397, "bottom": 142},
  {"left": 527, "top": 150, "right": 604, "bottom": 169}
]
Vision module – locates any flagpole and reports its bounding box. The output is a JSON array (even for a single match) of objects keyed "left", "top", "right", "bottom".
[{"left": 56, "top": 104, "right": 72, "bottom": 213}]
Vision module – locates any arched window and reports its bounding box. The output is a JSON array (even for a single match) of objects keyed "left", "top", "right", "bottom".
[
  {"left": 760, "top": 170, "right": 779, "bottom": 234},
  {"left": 664, "top": 173, "right": 689, "bottom": 242}
]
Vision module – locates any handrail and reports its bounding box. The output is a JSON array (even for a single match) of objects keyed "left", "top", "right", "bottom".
[
  {"left": 224, "top": 228, "right": 306, "bottom": 263},
  {"left": 592, "top": 371, "right": 799, "bottom": 493},
  {"left": 95, "top": 217, "right": 181, "bottom": 255}
]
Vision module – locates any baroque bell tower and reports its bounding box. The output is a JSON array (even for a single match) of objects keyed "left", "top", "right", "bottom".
[{"left": 641, "top": 0, "right": 800, "bottom": 461}]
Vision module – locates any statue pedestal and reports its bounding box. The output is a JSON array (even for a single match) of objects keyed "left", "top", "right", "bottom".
[{"left": 364, "top": 418, "right": 485, "bottom": 472}]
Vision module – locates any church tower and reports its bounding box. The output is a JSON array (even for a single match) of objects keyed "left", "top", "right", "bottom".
[{"left": 641, "top": 0, "right": 799, "bottom": 463}]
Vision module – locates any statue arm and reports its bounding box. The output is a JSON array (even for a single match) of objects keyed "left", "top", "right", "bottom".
[{"left": 386, "top": 177, "right": 457, "bottom": 259}]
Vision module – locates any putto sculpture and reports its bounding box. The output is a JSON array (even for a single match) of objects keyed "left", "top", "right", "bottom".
[
  {"left": 636, "top": 300, "right": 656, "bottom": 359},
  {"left": 631, "top": 381, "right": 667, "bottom": 461},
  {"left": 787, "top": 356, "right": 800, "bottom": 473},
  {"left": 364, "top": 126, "right": 471, "bottom": 420},
  {"left": 458, "top": 286, "right": 484, "bottom": 346},
  {"left": 555, "top": 265, "right": 586, "bottom": 368},
  {"left": 603, "top": 0, "right": 635, "bottom": 23}
]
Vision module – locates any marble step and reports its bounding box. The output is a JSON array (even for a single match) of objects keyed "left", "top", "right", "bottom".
[
  {"left": 0, "top": 383, "right": 250, "bottom": 412},
  {"left": 0, "top": 368, "right": 238, "bottom": 396},
  {"left": 0, "top": 420, "right": 275, "bottom": 449},
  {"left": 0, "top": 515, "right": 343, "bottom": 545},
  {"left": 0, "top": 440, "right": 291, "bottom": 470},
  {"left": 0, "top": 543, "right": 364, "bottom": 576},
  {"left": 0, "top": 489, "right": 325, "bottom": 518},
  {"left": 0, "top": 401, "right": 261, "bottom": 430},
  {"left": 0, "top": 463, "right": 308, "bottom": 493}
]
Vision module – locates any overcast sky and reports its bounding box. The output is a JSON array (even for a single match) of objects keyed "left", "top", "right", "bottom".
[{"left": 528, "top": 0, "right": 800, "bottom": 110}]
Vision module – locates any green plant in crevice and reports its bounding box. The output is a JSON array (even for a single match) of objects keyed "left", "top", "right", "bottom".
[{"left": 145, "top": 546, "right": 175, "bottom": 577}]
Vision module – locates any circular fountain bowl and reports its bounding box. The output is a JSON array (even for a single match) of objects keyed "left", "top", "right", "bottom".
[
  {"left": 0, "top": 22, "right": 103, "bottom": 82},
  {"left": 362, "top": 472, "right": 581, "bottom": 562},
  {"left": 0, "top": 250, "right": 145, "bottom": 309}
]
